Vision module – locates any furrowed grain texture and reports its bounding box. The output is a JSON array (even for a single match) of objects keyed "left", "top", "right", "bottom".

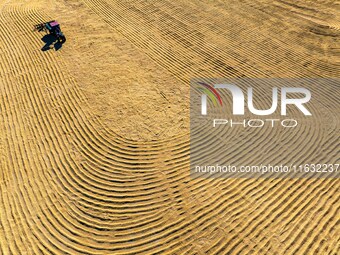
[{"left": 0, "top": 0, "right": 339, "bottom": 255}]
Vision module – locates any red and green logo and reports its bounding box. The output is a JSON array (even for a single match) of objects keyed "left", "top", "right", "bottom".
[{"left": 197, "top": 82, "right": 223, "bottom": 107}]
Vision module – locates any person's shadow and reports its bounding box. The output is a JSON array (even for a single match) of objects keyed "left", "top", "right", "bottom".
[{"left": 41, "top": 34, "right": 63, "bottom": 51}]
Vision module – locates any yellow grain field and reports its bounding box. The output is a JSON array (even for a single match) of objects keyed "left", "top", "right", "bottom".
[{"left": 0, "top": 0, "right": 339, "bottom": 254}]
